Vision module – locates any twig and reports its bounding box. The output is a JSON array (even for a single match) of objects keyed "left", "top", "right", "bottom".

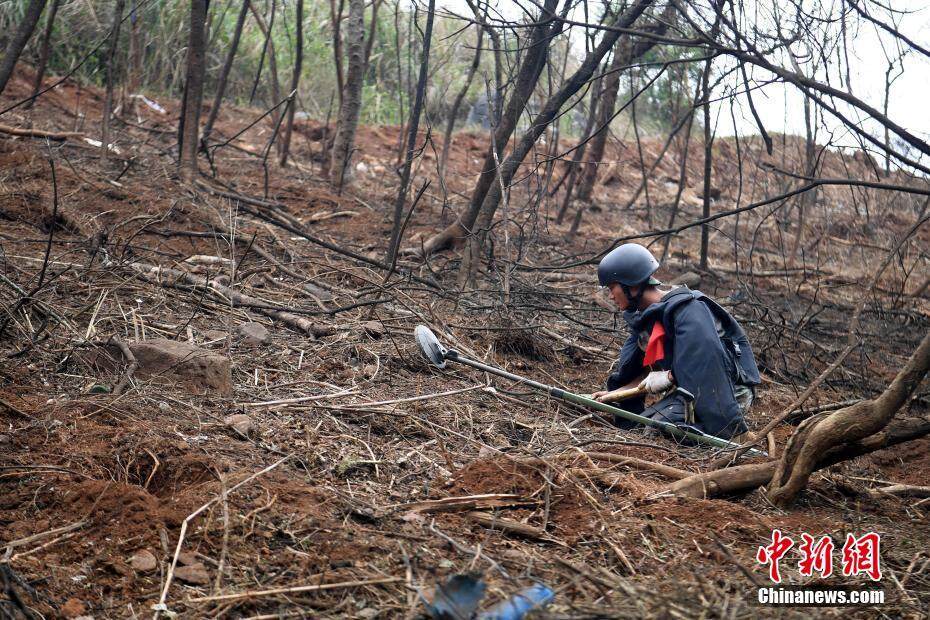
[
  {"left": 340, "top": 385, "right": 488, "bottom": 409},
  {"left": 108, "top": 336, "right": 138, "bottom": 396},
  {"left": 153, "top": 455, "right": 291, "bottom": 617},
  {"left": 185, "top": 577, "right": 402, "bottom": 604},
  {"left": 0, "top": 123, "right": 84, "bottom": 140}
]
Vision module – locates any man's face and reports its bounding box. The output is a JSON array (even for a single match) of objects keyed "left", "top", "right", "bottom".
[{"left": 607, "top": 282, "right": 634, "bottom": 311}]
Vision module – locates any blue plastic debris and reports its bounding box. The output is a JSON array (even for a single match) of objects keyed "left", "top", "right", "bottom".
[
  {"left": 423, "top": 574, "right": 486, "bottom": 620},
  {"left": 477, "top": 584, "right": 555, "bottom": 620},
  {"left": 424, "top": 574, "right": 554, "bottom": 620}
]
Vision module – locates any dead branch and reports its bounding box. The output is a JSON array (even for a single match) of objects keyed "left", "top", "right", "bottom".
[
  {"left": 107, "top": 336, "right": 137, "bottom": 396},
  {"left": 580, "top": 452, "right": 693, "bottom": 480},
  {"left": 0, "top": 123, "right": 84, "bottom": 140},
  {"left": 126, "top": 262, "right": 335, "bottom": 338},
  {"left": 666, "top": 417, "right": 930, "bottom": 499},
  {"left": 869, "top": 484, "right": 930, "bottom": 499},
  {"left": 464, "top": 511, "right": 554, "bottom": 542},
  {"left": 766, "top": 331, "right": 930, "bottom": 506},
  {"left": 393, "top": 494, "right": 539, "bottom": 515}
]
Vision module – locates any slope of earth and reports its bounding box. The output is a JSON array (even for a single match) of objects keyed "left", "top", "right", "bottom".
[{"left": 0, "top": 66, "right": 928, "bottom": 619}]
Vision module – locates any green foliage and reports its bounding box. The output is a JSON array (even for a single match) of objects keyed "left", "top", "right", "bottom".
[
  {"left": 0, "top": 0, "right": 691, "bottom": 137},
  {"left": 0, "top": 0, "right": 494, "bottom": 126},
  {"left": 623, "top": 45, "right": 703, "bottom": 133}
]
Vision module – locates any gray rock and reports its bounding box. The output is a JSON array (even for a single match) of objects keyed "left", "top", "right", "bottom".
[
  {"left": 236, "top": 322, "right": 270, "bottom": 346},
  {"left": 673, "top": 271, "right": 702, "bottom": 289},
  {"left": 173, "top": 564, "right": 210, "bottom": 585},
  {"left": 129, "top": 339, "right": 232, "bottom": 395},
  {"left": 224, "top": 414, "right": 253, "bottom": 437},
  {"left": 129, "top": 549, "right": 157, "bottom": 573},
  {"left": 362, "top": 321, "right": 384, "bottom": 339},
  {"left": 177, "top": 551, "right": 200, "bottom": 566}
]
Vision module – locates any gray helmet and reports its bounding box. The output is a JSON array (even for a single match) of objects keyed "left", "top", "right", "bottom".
[{"left": 597, "top": 243, "right": 660, "bottom": 287}]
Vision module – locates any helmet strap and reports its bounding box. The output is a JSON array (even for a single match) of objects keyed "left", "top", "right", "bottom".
[{"left": 621, "top": 284, "right": 645, "bottom": 310}]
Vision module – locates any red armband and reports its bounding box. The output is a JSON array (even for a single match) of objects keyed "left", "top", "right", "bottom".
[{"left": 643, "top": 321, "right": 666, "bottom": 367}]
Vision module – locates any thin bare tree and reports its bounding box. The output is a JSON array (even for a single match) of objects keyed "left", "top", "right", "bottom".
[
  {"left": 101, "top": 0, "right": 126, "bottom": 162},
  {"left": 0, "top": 0, "right": 48, "bottom": 96},
  {"left": 178, "top": 0, "right": 209, "bottom": 181},
  {"left": 385, "top": 0, "right": 436, "bottom": 266},
  {"left": 203, "top": 0, "right": 251, "bottom": 143},
  {"left": 439, "top": 25, "right": 483, "bottom": 178},
  {"left": 419, "top": 0, "right": 562, "bottom": 256},
  {"left": 25, "top": 0, "right": 60, "bottom": 109},
  {"left": 329, "top": 0, "right": 366, "bottom": 185},
  {"left": 458, "top": 0, "right": 656, "bottom": 284},
  {"left": 278, "top": 0, "right": 303, "bottom": 166}
]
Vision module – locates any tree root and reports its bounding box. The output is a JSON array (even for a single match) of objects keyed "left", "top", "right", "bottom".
[
  {"left": 766, "top": 331, "right": 930, "bottom": 506},
  {"left": 666, "top": 417, "right": 930, "bottom": 499}
]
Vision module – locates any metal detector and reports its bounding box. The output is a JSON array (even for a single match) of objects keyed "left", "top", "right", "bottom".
[{"left": 414, "top": 325, "right": 767, "bottom": 457}]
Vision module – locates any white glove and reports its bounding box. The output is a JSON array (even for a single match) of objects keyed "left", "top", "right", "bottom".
[{"left": 639, "top": 370, "right": 673, "bottom": 394}]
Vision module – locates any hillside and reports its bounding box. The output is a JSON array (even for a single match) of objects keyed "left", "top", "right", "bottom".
[{"left": 0, "top": 64, "right": 928, "bottom": 619}]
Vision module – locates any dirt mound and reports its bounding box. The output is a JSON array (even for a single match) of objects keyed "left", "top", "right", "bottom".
[
  {"left": 447, "top": 457, "right": 544, "bottom": 496},
  {"left": 63, "top": 479, "right": 163, "bottom": 531},
  {"left": 869, "top": 438, "right": 930, "bottom": 486},
  {"left": 0, "top": 62, "right": 926, "bottom": 618}
]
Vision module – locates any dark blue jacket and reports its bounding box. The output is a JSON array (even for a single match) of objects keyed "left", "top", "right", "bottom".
[{"left": 607, "top": 287, "right": 760, "bottom": 438}]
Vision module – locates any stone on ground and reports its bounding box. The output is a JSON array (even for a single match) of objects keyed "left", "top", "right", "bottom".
[{"left": 236, "top": 322, "right": 270, "bottom": 346}]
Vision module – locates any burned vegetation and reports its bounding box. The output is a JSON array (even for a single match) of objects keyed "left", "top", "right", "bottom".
[{"left": 0, "top": 0, "right": 929, "bottom": 618}]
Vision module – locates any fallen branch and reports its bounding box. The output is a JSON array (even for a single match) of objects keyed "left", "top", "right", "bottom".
[
  {"left": 869, "top": 484, "right": 930, "bottom": 499},
  {"left": 107, "top": 336, "right": 137, "bottom": 396},
  {"left": 666, "top": 417, "right": 930, "bottom": 499},
  {"left": 127, "top": 262, "right": 334, "bottom": 338},
  {"left": 767, "top": 331, "right": 930, "bottom": 506},
  {"left": 464, "top": 511, "right": 555, "bottom": 542},
  {"left": 2, "top": 520, "right": 86, "bottom": 560},
  {"left": 394, "top": 494, "right": 539, "bottom": 515},
  {"left": 185, "top": 576, "right": 402, "bottom": 604},
  {"left": 0, "top": 123, "right": 84, "bottom": 140},
  {"left": 580, "top": 452, "right": 692, "bottom": 480}
]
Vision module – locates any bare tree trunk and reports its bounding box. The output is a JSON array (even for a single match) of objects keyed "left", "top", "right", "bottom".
[
  {"left": 572, "top": 7, "right": 672, "bottom": 209},
  {"left": 698, "top": 58, "right": 712, "bottom": 270},
  {"left": 25, "top": 0, "right": 59, "bottom": 109},
  {"left": 573, "top": 48, "right": 628, "bottom": 206},
  {"left": 278, "top": 0, "right": 303, "bottom": 167},
  {"left": 179, "top": 0, "right": 209, "bottom": 182},
  {"left": 330, "top": 0, "right": 345, "bottom": 104},
  {"left": 391, "top": 0, "right": 404, "bottom": 138},
  {"left": 786, "top": 49, "right": 817, "bottom": 263},
  {"left": 363, "top": 0, "right": 381, "bottom": 71},
  {"left": 457, "top": 0, "right": 655, "bottom": 284},
  {"left": 248, "top": 0, "right": 281, "bottom": 119},
  {"left": 439, "top": 26, "right": 483, "bottom": 178},
  {"left": 419, "top": 0, "right": 562, "bottom": 256},
  {"left": 329, "top": 0, "right": 366, "bottom": 185},
  {"left": 766, "top": 331, "right": 930, "bottom": 507},
  {"left": 0, "top": 0, "right": 48, "bottom": 96},
  {"left": 203, "top": 0, "right": 250, "bottom": 143},
  {"left": 385, "top": 0, "right": 435, "bottom": 265},
  {"left": 789, "top": 92, "right": 815, "bottom": 262},
  {"left": 123, "top": 0, "right": 143, "bottom": 116},
  {"left": 101, "top": 0, "right": 125, "bottom": 163},
  {"left": 660, "top": 71, "right": 702, "bottom": 262},
  {"left": 555, "top": 80, "right": 601, "bottom": 224}
]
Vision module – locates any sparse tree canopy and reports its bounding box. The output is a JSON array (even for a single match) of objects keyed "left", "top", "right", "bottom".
[{"left": 0, "top": 0, "right": 927, "bottom": 616}]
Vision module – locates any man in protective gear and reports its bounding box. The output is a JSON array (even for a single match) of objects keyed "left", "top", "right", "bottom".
[{"left": 592, "top": 243, "right": 760, "bottom": 440}]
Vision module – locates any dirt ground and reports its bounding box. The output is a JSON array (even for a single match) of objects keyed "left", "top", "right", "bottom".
[{"left": 1, "top": 66, "right": 928, "bottom": 619}]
